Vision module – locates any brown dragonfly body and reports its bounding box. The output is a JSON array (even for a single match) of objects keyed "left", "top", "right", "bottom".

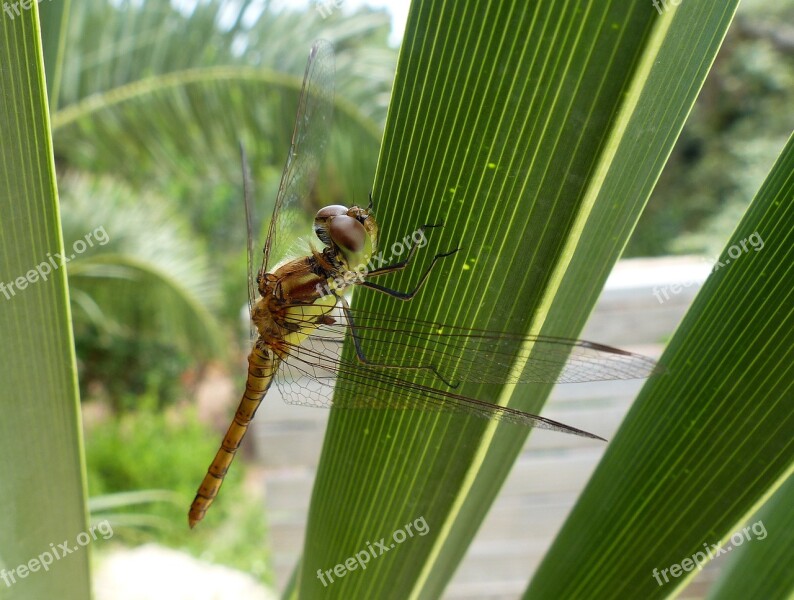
[
  {"left": 190, "top": 204, "right": 387, "bottom": 527},
  {"left": 189, "top": 198, "right": 458, "bottom": 526}
]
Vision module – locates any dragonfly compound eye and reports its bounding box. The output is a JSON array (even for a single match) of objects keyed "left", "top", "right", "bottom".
[
  {"left": 328, "top": 215, "right": 366, "bottom": 254},
  {"left": 314, "top": 205, "right": 349, "bottom": 246}
]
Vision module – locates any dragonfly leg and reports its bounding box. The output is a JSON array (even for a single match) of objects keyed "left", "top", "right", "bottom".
[
  {"left": 361, "top": 247, "right": 459, "bottom": 300},
  {"left": 340, "top": 297, "right": 458, "bottom": 388},
  {"left": 366, "top": 221, "right": 452, "bottom": 277}
]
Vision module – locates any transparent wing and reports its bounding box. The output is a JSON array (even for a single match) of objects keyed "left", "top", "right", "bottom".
[
  {"left": 240, "top": 142, "right": 257, "bottom": 338},
  {"left": 273, "top": 305, "right": 661, "bottom": 440},
  {"left": 260, "top": 40, "right": 335, "bottom": 276}
]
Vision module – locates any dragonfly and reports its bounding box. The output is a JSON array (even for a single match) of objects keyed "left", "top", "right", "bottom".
[{"left": 188, "top": 40, "right": 659, "bottom": 528}]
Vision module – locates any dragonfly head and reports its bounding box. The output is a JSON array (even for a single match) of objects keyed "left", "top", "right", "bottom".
[{"left": 314, "top": 205, "right": 378, "bottom": 271}]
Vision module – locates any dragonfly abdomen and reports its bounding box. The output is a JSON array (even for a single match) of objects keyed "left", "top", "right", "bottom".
[{"left": 188, "top": 345, "right": 278, "bottom": 528}]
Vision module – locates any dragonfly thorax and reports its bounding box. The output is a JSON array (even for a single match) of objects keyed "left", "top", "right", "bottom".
[{"left": 314, "top": 205, "right": 378, "bottom": 274}]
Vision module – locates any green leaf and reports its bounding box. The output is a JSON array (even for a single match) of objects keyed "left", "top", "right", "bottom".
[
  {"left": 0, "top": 6, "right": 90, "bottom": 600},
  {"left": 295, "top": 1, "right": 742, "bottom": 598},
  {"left": 527, "top": 134, "right": 794, "bottom": 598},
  {"left": 706, "top": 475, "right": 794, "bottom": 599}
]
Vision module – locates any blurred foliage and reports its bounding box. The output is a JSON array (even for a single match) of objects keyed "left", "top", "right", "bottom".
[
  {"left": 59, "top": 174, "right": 223, "bottom": 408},
  {"left": 84, "top": 401, "right": 271, "bottom": 582},
  {"left": 47, "top": 0, "right": 394, "bottom": 246},
  {"left": 626, "top": 2, "right": 793, "bottom": 256},
  {"left": 75, "top": 327, "right": 192, "bottom": 412}
]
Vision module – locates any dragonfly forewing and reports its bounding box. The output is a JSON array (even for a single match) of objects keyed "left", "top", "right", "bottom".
[
  {"left": 259, "top": 40, "right": 335, "bottom": 279},
  {"left": 275, "top": 304, "right": 659, "bottom": 382},
  {"left": 270, "top": 304, "right": 658, "bottom": 440}
]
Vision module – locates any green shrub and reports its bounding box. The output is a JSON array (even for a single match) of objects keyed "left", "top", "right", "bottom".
[
  {"left": 75, "top": 326, "right": 191, "bottom": 412},
  {"left": 84, "top": 401, "right": 271, "bottom": 582}
]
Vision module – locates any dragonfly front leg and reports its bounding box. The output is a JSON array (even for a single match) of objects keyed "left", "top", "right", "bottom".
[
  {"left": 363, "top": 219, "right": 460, "bottom": 299},
  {"left": 366, "top": 221, "right": 447, "bottom": 278},
  {"left": 361, "top": 246, "right": 459, "bottom": 300},
  {"left": 340, "top": 297, "right": 457, "bottom": 388}
]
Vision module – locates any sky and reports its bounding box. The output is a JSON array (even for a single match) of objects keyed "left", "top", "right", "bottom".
[
  {"left": 332, "top": 0, "right": 408, "bottom": 44},
  {"left": 283, "top": 0, "right": 409, "bottom": 45},
  {"left": 172, "top": 0, "right": 409, "bottom": 46}
]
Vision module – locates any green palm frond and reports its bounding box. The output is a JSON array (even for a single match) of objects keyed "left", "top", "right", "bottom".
[
  {"left": 60, "top": 174, "right": 223, "bottom": 360},
  {"left": 43, "top": 0, "right": 394, "bottom": 201},
  {"left": 0, "top": 6, "right": 91, "bottom": 598}
]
